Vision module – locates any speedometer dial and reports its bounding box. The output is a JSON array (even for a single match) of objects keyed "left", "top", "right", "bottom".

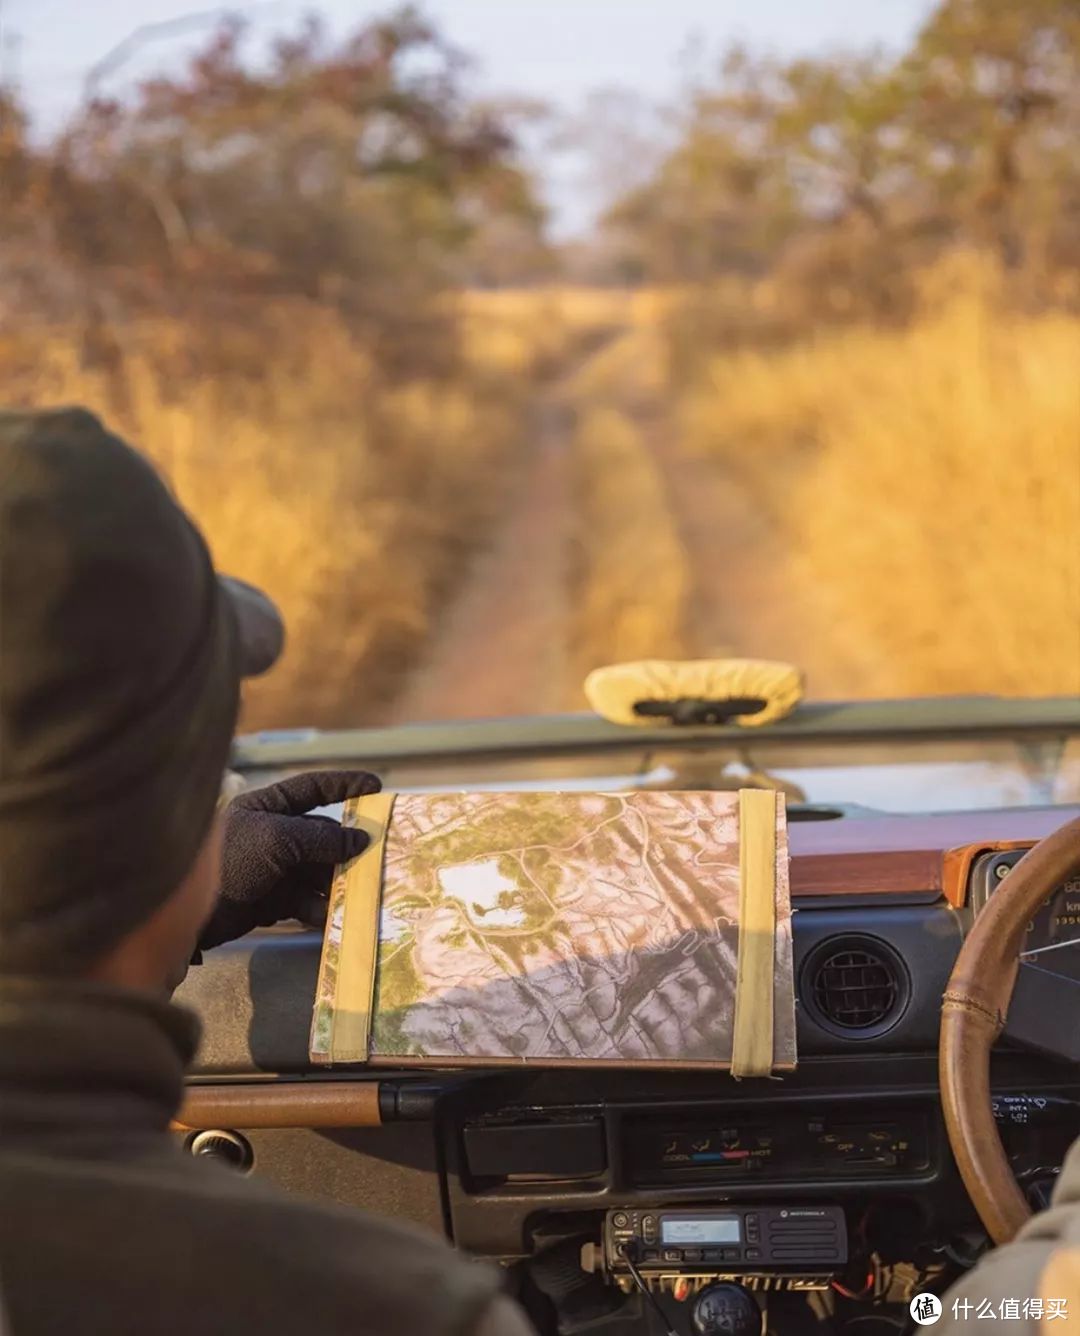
[
  {"left": 1041, "top": 877, "right": 1080, "bottom": 942},
  {"left": 971, "top": 850, "right": 1080, "bottom": 970}
]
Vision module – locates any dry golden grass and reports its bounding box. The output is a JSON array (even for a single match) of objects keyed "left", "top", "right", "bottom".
[
  {"left": 459, "top": 286, "right": 673, "bottom": 381},
  {"left": 570, "top": 404, "right": 690, "bottom": 677},
  {"left": 677, "top": 257, "right": 1080, "bottom": 697},
  {"left": 3, "top": 289, "right": 644, "bottom": 730},
  {"left": 8, "top": 262, "right": 1076, "bottom": 728},
  {"left": 460, "top": 285, "right": 669, "bottom": 329},
  {"left": 455, "top": 286, "right": 697, "bottom": 692},
  {"left": 7, "top": 308, "right": 531, "bottom": 728}
]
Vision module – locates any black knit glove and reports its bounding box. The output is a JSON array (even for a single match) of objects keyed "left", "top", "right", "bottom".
[{"left": 197, "top": 770, "right": 382, "bottom": 952}]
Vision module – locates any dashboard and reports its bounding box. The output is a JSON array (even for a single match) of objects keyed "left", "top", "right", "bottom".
[{"left": 174, "top": 801, "right": 1080, "bottom": 1323}]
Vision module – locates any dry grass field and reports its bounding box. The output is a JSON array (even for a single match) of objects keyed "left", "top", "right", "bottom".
[
  {"left": 8, "top": 257, "right": 1078, "bottom": 726},
  {"left": 677, "top": 259, "right": 1080, "bottom": 697},
  {"left": 570, "top": 403, "right": 689, "bottom": 675},
  {"left": 5, "top": 308, "right": 533, "bottom": 727}
]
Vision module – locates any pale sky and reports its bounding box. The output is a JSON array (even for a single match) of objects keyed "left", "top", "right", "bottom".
[{"left": 3, "top": 0, "right": 938, "bottom": 233}]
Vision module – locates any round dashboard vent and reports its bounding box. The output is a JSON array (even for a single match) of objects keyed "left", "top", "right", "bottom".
[{"left": 801, "top": 936, "right": 909, "bottom": 1039}]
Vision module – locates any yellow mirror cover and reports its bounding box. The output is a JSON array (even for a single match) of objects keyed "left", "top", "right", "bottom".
[{"left": 584, "top": 658, "right": 804, "bottom": 728}]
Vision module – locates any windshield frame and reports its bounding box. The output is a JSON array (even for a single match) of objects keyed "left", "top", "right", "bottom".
[{"left": 232, "top": 696, "right": 1080, "bottom": 770}]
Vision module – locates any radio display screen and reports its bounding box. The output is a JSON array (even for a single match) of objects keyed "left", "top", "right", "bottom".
[{"left": 660, "top": 1216, "right": 741, "bottom": 1246}]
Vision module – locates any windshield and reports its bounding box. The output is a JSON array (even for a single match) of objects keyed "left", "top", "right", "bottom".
[
  {"left": 7, "top": 1, "right": 1080, "bottom": 776},
  {"left": 354, "top": 738, "right": 1080, "bottom": 815}
]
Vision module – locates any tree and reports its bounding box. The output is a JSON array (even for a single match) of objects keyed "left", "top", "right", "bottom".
[
  {"left": 903, "top": 0, "right": 1080, "bottom": 270},
  {"left": 6, "top": 7, "right": 551, "bottom": 377},
  {"left": 601, "top": 0, "right": 1080, "bottom": 314}
]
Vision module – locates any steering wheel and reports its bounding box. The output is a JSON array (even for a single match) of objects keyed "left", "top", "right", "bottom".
[{"left": 941, "top": 813, "right": 1080, "bottom": 1245}]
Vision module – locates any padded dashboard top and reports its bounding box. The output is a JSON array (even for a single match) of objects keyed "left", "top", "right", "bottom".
[
  {"left": 788, "top": 804, "right": 1080, "bottom": 900},
  {"left": 176, "top": 804, "right": 1078, "bottom": 1077}
]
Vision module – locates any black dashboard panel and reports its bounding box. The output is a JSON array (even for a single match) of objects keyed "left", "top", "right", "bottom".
[
  {"left": 791, "top": 898, "right": 964, "bottom": 1054},
  {"left": 175, "top": 894, "right": 1080, "bottom": 1258},
  {"left": 442, "top": 1087, "right": 951, "bottom": 1258},
  {"left": 438, "top": 1057, "right": 1080, "bottom": 1257},
  {"left": 233, "top": 1124, "right": 447, "bottom": 1236},
  {"left": 180, "top": 930, "right": 323, "bottom": 1074},
  {"left": 177, "top": 897, "right": 968, "bottom": 1073}
]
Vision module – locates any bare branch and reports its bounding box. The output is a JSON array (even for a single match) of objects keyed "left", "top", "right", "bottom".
[{"left": 82, "top": 3, "right": 280, "bottom": 105}]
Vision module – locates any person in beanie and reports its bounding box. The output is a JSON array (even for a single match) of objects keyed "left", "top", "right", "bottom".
[{"left": 0, "top": 408, "right": 534, "bottom": 1336}]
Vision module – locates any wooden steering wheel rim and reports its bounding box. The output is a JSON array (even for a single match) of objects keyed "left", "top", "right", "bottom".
[{"left": 941, "top": 813, "right": 1080, "bottom": 1244}]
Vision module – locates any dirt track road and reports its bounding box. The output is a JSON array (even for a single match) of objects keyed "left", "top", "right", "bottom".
[
  {"left": 650, "top": 432, "right": 891, "bottom": 698},
  {"left": 386, "top": 321, "right": 888, "bottom": 723},
  {"left": 386, "top": 395, "right": 577, "bottom": 723}
]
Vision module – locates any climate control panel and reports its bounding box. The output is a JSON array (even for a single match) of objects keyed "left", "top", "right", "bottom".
[{"left": 625, "top": 1110, "right": 930, "bottom": 1184}]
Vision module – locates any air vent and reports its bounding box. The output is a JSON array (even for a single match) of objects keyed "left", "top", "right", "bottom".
[{"left": 801, "top": 936, "right": 909, "bottom": 1039}]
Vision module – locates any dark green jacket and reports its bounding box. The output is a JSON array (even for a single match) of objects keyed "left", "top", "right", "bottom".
[{"left": 0, "top": 978, "right": 531, "bottom": 1336}]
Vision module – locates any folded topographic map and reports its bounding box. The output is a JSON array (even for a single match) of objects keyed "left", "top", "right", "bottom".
[{"left": 310, "top": 789, "right": 794, "bottom": 1073}]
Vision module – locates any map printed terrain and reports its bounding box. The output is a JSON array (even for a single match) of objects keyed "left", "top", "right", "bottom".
[{"left": 311, "top": 790, "right": 794, "bottom": 1068}]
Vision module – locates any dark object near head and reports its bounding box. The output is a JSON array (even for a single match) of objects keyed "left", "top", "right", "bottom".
[
  {"left": 0, "top": 407, "right": 279, "bottom": 975},
  {"left": 219, "top": 575, "right": 284, "bottom": 678},
  {"left": 632, "top": 697, "right": 769, "bottom": 727}
]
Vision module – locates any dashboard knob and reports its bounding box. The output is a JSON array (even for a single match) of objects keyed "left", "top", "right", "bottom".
[
  {"left": 690, "top": 1283, "right": 763, "bottom": 1336},
  {"left": 187, "top": 1129, "right": 252, "bottom": 1171}
]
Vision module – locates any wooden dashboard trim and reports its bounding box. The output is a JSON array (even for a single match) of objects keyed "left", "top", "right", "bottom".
[
  {"left": 788, "top": 805, "right": 1080, "bottom": 905},
  {"left": 174, "top": 1080, "right": 383, "bottom": 1131},
  {"left": 789, "top": 850, "right": 943, "bottom": 899}
]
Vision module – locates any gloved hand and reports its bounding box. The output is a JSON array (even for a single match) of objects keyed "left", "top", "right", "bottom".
[{"left": 197, "top": 770, "right": 382, "bottom": 952}]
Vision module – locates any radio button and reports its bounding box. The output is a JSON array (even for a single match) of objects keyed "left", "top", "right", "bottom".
[
  {"left": 663, "top": 1249, "right": 683, "bottom": 1263},
  {"left": 746, "top": 1249, "right": 762, "bottom": 1261},
  {"left": 683, "top": 1249, "right": 702, "bottom": 1262},
  {"left": 642, "top": 1250, "right": 659, "bottom": 1262},
  {"left": 701, "top": 1250, "right": 721, "bottom": 1263},
  {"left": 722, "top": 1248, "right": 740, "bottom": 1261}
]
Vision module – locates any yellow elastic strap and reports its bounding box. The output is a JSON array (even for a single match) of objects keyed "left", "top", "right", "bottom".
[
  {"left": 328, "top": 791, "right": 397, "bottom": 1064},
  {"left": 731, "top": 788, "right": 777, "bottom": 1078}
]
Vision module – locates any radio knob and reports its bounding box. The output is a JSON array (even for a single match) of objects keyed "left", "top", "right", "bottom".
[{"left": 612, "top": 1211, "right": 630, "bottom": 1229}]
